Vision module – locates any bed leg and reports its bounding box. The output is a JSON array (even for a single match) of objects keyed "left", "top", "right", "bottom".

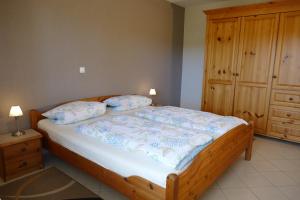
[
  {"left": 166, "top": 174, "right": 178, "bottom": 200},
  {"left": 245, "top": 121, "right": 254, "bottom": 161}
]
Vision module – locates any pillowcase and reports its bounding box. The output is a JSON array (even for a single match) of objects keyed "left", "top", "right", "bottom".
[
  {"left": 104, "top": 95, "right": 152, "bottom": 111},
  {"left": 42, "top": 101, "right": 106, "bottom": 124}
]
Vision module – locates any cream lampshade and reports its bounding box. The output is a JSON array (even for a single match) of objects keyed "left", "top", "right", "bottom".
[
  {"left": 9, "top": 106, "right": 24, "bottom": 136},
  {"left": 149, "top": 88, "right": 157, "bottom": 96},
  {"left": 9, "top": 106, "right": 23, "bottom": 117}
]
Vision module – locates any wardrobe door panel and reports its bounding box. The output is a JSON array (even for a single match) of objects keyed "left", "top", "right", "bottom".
[
  {"left": 206, "top": 18, "right": 240, "bottom": 82},
  {"left": 205, "top": 83, "right": 234, "bottom": 115},
  {"left": 234, "top": 86, "right": 268, "bottom": 132},
  {"left": 234, "top": 14, "right": 279, "bottom": 132},
  {"left": 273, "top": 11, "right": 300, "bottom": 91},
  {"left": 203, "top": 18, "right": 240, "bottom": 115}
]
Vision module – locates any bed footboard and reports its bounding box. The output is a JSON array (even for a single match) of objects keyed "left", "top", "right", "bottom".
[{"left": 166, "top": 122, "right": 254, "bottom": 200}]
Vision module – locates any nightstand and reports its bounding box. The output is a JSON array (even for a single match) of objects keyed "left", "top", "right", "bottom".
[{"left": 0, "top": 129, "right": 43, "bottom": 182}]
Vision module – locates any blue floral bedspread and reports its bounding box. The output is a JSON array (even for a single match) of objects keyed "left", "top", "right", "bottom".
[
  {"left": 76, "top": 115, "right": 213, "bottom": 170},
  {"left": 135, "top": 106, "right": 247, "bottom": 138}
]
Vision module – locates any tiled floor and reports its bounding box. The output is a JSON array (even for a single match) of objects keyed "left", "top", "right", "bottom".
[{"left": 1, "top": 136, "right": 300, "bottom": 200}]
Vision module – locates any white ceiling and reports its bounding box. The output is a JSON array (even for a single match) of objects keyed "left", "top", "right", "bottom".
[{"left": 167, "top": 0, "right": 229, "bottom": 7}]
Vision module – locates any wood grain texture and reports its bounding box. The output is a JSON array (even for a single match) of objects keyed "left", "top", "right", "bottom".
[
  {"left": 0, "top": 129, "right": 42, "bottom": 148},
  {"left": 234, "top": 14, "right": 279, "bottom": 133},
  {"left": 30, "top": 95, "right": 254, "bottom": 200},
  {"left": 204, "top": 0, "right": 300, "bottom": 20},
  {"left": 0, "top": 130, "right": 43, "bottom": 182},
  {"left": 203, "top": 18, "right": 240, "bottom": 115},
  {"left": 204, "top": 1, "right": 300, "bottom": 143},
  {"left": 273, "top": 10, "right": 300, "bottom": 91},
  {"left": 270, "top": 90, "right": 300, "bottom": 108}
]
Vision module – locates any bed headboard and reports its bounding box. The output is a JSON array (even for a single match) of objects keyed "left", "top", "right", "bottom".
[{"left": 30, "top": 95, "right": 118, "bottom": 132}]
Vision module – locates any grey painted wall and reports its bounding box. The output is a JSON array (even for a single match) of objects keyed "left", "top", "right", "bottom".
[
  {"left": 0, "top": 0, "right": 184, "bottom": 133},
  {"left": 180, "top": 0, "right": 269, "bottom": 110}
]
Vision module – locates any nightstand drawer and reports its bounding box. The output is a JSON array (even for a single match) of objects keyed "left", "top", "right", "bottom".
[
  {"left": 5, "top": 153, "right": 42, "bottom": 177},
  {"left": 3, "top": 139, "right": 41, "bottom": 160}
]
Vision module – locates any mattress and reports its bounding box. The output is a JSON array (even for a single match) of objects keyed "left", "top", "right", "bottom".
[{"left": 38, "top": 108, "right": 181, "bottom": 188}]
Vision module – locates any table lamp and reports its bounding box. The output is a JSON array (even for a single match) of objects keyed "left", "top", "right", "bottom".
[
  {"left": 149, "top": 89, "right": 157, "bottom": 106},
  {"left": 9, "top": 106, "right": 24, "bottom": 136},
  {"left": 149, "top": 88, "right": 157, "bottom": 96}
]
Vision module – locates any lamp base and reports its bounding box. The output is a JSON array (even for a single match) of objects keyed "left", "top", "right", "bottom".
[{"left": 12, "top": 130, "right": 25, "bottom": 137}]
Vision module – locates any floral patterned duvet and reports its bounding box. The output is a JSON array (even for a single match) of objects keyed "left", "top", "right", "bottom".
[
  {"left": 76, "top": 115, "right": 213, "bottom": 170},
  {"left": 135, "top": 106, "right": 247, "bottom": 138}
]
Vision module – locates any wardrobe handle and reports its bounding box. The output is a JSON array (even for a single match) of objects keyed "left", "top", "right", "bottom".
[
  {"left": 236, "top": 73, "right": 239, "bottom": 77},
  {"left": 272, "top": 75, "right": 277, "bottom": 79}
]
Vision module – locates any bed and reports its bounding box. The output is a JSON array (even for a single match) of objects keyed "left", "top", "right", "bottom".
[{"left": 30, "top": 95, "right": 254, "bottom": 200}]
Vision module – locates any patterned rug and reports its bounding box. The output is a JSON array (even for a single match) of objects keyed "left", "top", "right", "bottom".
[{"left": 0, "top": 167, "right": 102, "bottom": 200}]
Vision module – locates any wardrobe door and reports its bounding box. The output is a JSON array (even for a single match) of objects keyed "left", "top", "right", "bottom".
[
  {"left": 267, "top": 11, "right": 300, "bottom": 142},
  {"left": 233, "top": 14, "right": 279, "bottom": 133},
  {"left": 203, "top": 18, "right": 240, "bottom": 115},
  {"left": 273, "top": 11, "right": 300, "bottom": 91}
]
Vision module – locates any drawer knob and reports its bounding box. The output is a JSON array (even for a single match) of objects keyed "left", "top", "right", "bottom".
[
  {"left": 21, "top": 147, "right": 27, "bottom": 152},
  {"left": 289, "top": 97, "right": 293, "bottom": 101},
  {"left": 286, "top": 114, "right": 291, "bottom": 117}
]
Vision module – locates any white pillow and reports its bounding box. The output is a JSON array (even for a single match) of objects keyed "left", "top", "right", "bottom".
[
  {"left": 42, "top": 101, "right": 106, "bottom": 124},
  {"left": 104, "top": 95, "right": 152, "bottom": 111}
]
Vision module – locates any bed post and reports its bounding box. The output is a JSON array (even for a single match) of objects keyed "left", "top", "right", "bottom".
[
  {"left": 30, "top": 110, "right": 42, "bottom": 130},
  {"left": 166, "top": 174, "right": 178, "bottom": 200},
  {"left": 245, "top": 121, "right": 254, "bottom": 161}
]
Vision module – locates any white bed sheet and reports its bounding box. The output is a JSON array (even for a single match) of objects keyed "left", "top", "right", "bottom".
[{"left": 38, "top": 108, "right": 180, "bottom": 188}]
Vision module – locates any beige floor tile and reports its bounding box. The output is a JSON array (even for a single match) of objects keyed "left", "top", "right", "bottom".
[
  {"left": 270, "top": 159, "right": 300, "bottom": 171},
  {"left": 257, "top": 149, "right": 286, "bottom": 160},
  {"left": 279, "top": 186, "right": 300, "bottom": 200},
  {"left": 217, "top": 173, "right": 247, "bottom": 189},
  {"left": 222, "top": 188, "right": 258, "bottom": 200},
  {"left": 291, "top": 160, "right": 300, "bottom": 168},
  {"left": 239, "top": 173, "right": 272, "bottom": 187},
  {"left": 231, "top": 160, "right": 258, "bottom": 176},
  {"left": 283, "top": 170, "right": 300, "bottom": 185},
  {"left": 251, "top": 160, "right": 279, "bottom": 172},
  {"left": 279, "top": 148, "right": 300, "bottom": 160},
  {"left": 200, "top": 188, "right": 227, "bottom": 200},
  {"left": 261, "top": 171, "right": 296, "bottom": 186},
  {"left": 250, "top": 186, "right": 288, "bottom": 200},
  {"left": 251, "top": 152, "right": 266, "bottom": 161}
]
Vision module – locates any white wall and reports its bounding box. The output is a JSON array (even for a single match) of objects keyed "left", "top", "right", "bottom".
[{"left": 180, "top": 0, "right": 269, "bottom": 110}]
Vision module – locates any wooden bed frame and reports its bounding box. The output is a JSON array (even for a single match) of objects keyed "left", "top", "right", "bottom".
[{"left": 30, "top": 95, "right": 254, "bottom": 200}]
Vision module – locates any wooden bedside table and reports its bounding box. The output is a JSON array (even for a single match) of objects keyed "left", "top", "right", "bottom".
[{"left": 0, "top": 129, "right": 43, "bottom": 182}]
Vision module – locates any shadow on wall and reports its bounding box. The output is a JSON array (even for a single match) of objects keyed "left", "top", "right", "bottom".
[{"left": 170, "top": 4, "right": 185, "bottom": 106}]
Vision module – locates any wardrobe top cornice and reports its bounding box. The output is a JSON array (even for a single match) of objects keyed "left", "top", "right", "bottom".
[{"left": 204, "top": 0, "right": 300, "bottom": 20}]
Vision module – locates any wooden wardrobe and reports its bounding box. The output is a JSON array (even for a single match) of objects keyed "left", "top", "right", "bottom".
[{"left": 202, "top": 1, "right": 300, "bottom": 143}]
